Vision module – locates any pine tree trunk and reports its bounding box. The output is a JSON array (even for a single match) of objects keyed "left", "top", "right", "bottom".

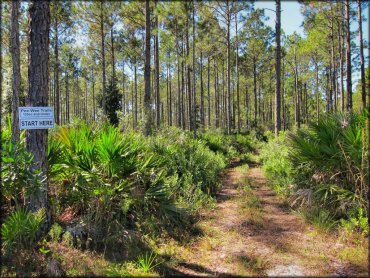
[
  {"left": 192, "top": 1, "right": 196, "bottom": 133},
  {"left": 26, "top": 1, "right": 50, "bottom": 224},
  {"left": 275, "top": 0, "right": 281, "bottom": 135},
  {"left": 143, "top": 0, "right": 152, "bottom": 136},
  {"left": 253, "top": 56, "right": 257, "bottom": 126},
  {"left": 181, "top": 60, "right": 186, "bottom": 130},
  {"left": 122, "top": 63, "right": 125, "bottom": 115},
  {"left": 294, "top": 46, "right": 300, "bottom": 128},
  {"left": 177, "top": 51, "right": 181, "bottom": 127},
  {"left": 91, "top": 67, "right": 95, "bottom": 121},
  {"left": 345, "top": 0, "right": 352, "bottom": 111},
  {"left": 226, "top": 1, "right": 231, "bottom": 134},
  {"left": 84, "top": 78, "right": 88, "bottom": 122},
  {"left": 11, "top": 0, "right": 20, "bottom": 142},
  {"left": 282, "top": 58, "right": 285, "bottom": 130},
  {"left": 315, "top": 59, "right": 319, "bottom": 122},
  {"left": 134, "top": 64, "right": 138, "bottom": 129},
  {"left": 66, "top": 70, "right": 70, "bottom": 123},
  {"left": 235, "top": 14, "right": 241, "bottom": 133},
  {"left": 357, "top": 0, "right": 366, "bottom": 110},
  {"left": 244, "top": 83, "right": 250, "bottom": 126},
  {"left": 166, "top": 60, "right": 169, "bottom": 126},
  {"left": 0, "top": 1, "right": 3, "bottom": 147},
  {"left": 214, "top": 60, "right": 219, "bottom": 128},
  {"left": 207, "top": 57, "right": 211, "bottom": 128},
  {"left": 169, "top": 62, "right": 172, "bottom": 126},
  {"left": 54, "top": 17, "right": 60, "bottom": 125},
  {"left": 330, "top": 5, "right": 337, "bottom": 111},
  {"left": 338, "top": 21, "right": 345, "bottom": 113},
  {"left": 155, "top": 0, "right": 160, "bottom": 128},
  {"left": 200, "top": 52, "right": 204, "bottom": 128},
  {"left": 304, "top": 82, "right": 308, "bottom": 124},
  {"left": 185, "top": 13, "right": 192, "bottom": 131},
  {"left": 100, "top": 0, "right": 106, "bottom": 114},
  {"left": 111, "top": 21, "right": 115, "bottom": 83}
]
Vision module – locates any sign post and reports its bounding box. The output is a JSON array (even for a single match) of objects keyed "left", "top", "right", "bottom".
[{"left": 19, "top": 107, "right": 54, "bottom": 129}]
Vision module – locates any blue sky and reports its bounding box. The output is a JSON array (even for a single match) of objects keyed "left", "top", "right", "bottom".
[
  {"left": 255, "top": 1, "right": 305, "bottom": 36},
  {"left": 255, "top": 1, "right": 369, "bottom": 40},
  {"left": 255, "top": 0, "right": 369, "bottom": 87}
]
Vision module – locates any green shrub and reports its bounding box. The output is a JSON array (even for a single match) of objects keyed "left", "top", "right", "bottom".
[
  {"left": 49, "top": 223, "right": 63, "bottom": 242},
  {"left": 1, "top": 208, "right": 45, "bottom": 254},
  {"left": 198, "top": 130, "right": 256, "bottom": 161},
  {"left": 340, "top": 207, "right": 369, "bottom": 236},
  {"left": 288, "top": 112, "right": 367, "bottom": 214},
  {"left": 262, "top": 112, "right": 368, "bottom": 232},
  {"left": 45, "top": 123, "right": 254, "bottom": 245},
  {"left": 151, "top": 129, "right": 226, "bottom": 210},
  {"left": 260, "top": 131, "right": 293, "bottom": 196},
  {"left": 1, "top": 132, "right": 44, "bottom": 206},
  {"left": 62, "top": 231, "right": 74, "bottom": 247}
]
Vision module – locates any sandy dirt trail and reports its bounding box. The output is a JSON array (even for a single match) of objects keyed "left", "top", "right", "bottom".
[{"left": 169, "top": 164, "right": 368, "bottom": 277}]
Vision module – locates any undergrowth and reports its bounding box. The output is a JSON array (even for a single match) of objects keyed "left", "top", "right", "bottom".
[
  {"left": 1, "top": 122, "right": 255, "bottom": 276},
  {"left": 260, "top": 112, "right": 368, "bottom": 236}
]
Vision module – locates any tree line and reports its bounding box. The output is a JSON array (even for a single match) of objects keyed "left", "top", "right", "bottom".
[{"left": 1, "top": 1, "right": 368, "bottom": 138}]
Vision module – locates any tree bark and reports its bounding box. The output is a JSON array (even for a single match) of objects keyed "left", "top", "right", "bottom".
[
  {"left": 66, "top": 70, "right": 70, "bottom": 123},
  {"left": 168, "top": 59, "right": 172, "bottom": 126},
  {"left": 143, "top": 0, "right": 152, "bottom": 136},
  {"left": 121, "top": 63, "right": 125, "bottom": 115},
  {"left": 200, "top": 52, "right": 204, "bottom": 128},
  {"left": 345, "top": 0, "right": 352, "bottom": 111},
  {"left": 330, "top": 5, "right": 337, "bottom": 111},
  {"left": 26, "top": 1, "right": 50, "bottom": 224},
  {"left": 304, "top": 82, "right": 308, "bottom": 124},
  {"left": 338, "top": 20, "right": 345, "bottom": 113},
  {"left": 214, "top": 60, "right": 219, "bottom": 128},
  {"left": 253, "top": 56, "right": 257, "bottom": 126},
  {"left": 207, "top": 57, "right": 211, "bottom": 128},
  {"left": 186, "top": 18, "right": 192, "bottom": 131},
  {"left": 100, "top": 0, "right": 106, "bottom": 114},
  {"left": 282, "top": 58, "right": 285, "bottom": 129},
  {"left": 192, "top": 1, "right": 196, "bottom": 133},
  {"left": 235, "top": 13, "right": 241, "bottom": 133},
  {"left": 315, "top": 59, "right": 320, "bottom": 122},
  {"left": 91, "top": 67, "right": 95, "bottom": 121},
  {"left": 181, "top": 60, "right": 186, "bottom": 130},
  {"left": 111, "top": 20, "right": 115, "bottom": 83},
  {"left": 357, "top": 0, "right": 366, "bottom": 110},
  {"left": 0, "top": 2, "right": 3, "bottom": 150},
  {"left": 177, "top": 49, "right": 181, "bottom": 127},
  {"left": 11, "top": 0, "right": 21, "bottom": 142},
  {"left": 294, "top": 46, "right": 300, "bottom": 128},
  {"left": 274, "top": 0, "right": 281, "bottom": 135},
  {"left": 226, "top": 1, "right": 231, "bottom": 134},
  {"left": 155, "top": 0, "right": 160, "bottom": 127},
  {"left": 53, "top": 15, "right": 60, "bottom": 125},
  {"left": 134, "top": 64, "right": 138, "bottom": 129}
]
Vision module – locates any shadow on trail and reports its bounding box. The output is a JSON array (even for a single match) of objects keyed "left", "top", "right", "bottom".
[
  {"left": 234, "top": 169, "right": 368, "bottom": 276},
  {"left": 158, "top": 261, "right": 245, "bottom": 277}
]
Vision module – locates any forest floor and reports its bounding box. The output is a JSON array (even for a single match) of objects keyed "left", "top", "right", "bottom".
[{"left": 161, "top": 162, "right": 369, "bottom": 277}]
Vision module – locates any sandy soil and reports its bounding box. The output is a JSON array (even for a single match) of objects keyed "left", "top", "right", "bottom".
[{"left": 169, "top": 164, "right": 368, "bottom": 277}]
